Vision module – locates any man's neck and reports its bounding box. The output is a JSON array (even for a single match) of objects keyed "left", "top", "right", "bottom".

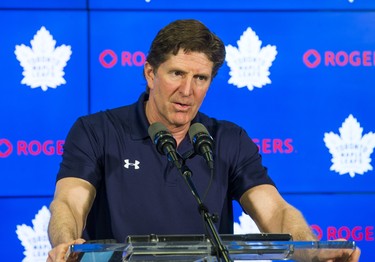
[{"left": 144, "top": 101, "right": 189, "bottom": 146}]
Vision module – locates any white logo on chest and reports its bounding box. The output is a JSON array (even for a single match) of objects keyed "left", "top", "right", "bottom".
[{"left": 124, "top": 159, "right": 140, "bottom": 170}]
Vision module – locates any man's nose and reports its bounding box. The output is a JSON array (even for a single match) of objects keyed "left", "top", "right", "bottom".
[{"left": 179, "top": 77, "right": 194, "bottom": 96}]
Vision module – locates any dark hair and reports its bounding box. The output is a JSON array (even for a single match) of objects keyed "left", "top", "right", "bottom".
[{"left": 146, "top": 19, "right": 226, "bottom": 82}]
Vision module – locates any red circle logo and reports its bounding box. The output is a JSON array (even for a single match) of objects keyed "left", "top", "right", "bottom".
[
  {"left": 303, "top": 49, "right": 321, "bottom": 68},
  {"left": 0, "top": 139, "right": 13, "bottom": 158}
]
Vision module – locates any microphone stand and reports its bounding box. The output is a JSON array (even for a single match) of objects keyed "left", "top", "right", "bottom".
[{"left": 177, "top": 161, "right": 233, "bottom": 262}]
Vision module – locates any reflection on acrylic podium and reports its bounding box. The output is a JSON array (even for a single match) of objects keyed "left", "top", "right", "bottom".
[{"left": 66, "top": 234, "right": 356, "bottom": 262}]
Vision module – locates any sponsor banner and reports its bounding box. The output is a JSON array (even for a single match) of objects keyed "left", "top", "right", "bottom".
[
  {"left": 0, "top": 139, "right": 64, "bottom": 158},
  {"left": 0, "top": 10, "right": 89, "bottom": 196},
  {"left": 234, "top": 194, "right": 374, "bottom": 261},
  {"left": 204, "top": 11, "right": 375, "bottom": 192},
  {"left": 0, "top": 7, "right": 373, "bottom": 262},
  {"left": 90, "top": 11, "right": 375, "bottom": 192},
  {"left": 10, "top": 196, "right": 373, "bottom": 262},
  {"left": 90, "top": 11, "right": 169, "bottom": 111},
  {"left": 0, "top": 137, "right": 65, "bottom": 195},
  {"left": 88, "top": 0, "right": 375, "bottom": 10},
  {"left": 281, "top": 194, "right": 374, "bottom": 262},
  {"left": 0, "top": 0, "right": 85, "bottom": 9},
  {"left": 303, "top": 49, "right": 375, "bottom": 68},
  {"left": 233, "top": 194, "right": 374, "bottom": 261}
]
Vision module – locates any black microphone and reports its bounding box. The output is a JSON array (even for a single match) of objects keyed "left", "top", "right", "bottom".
[
  {"left": 188, "top": 123, "right": 214, "bottom": 170},
  {"left": 148, "top": 122, "right": 181, "bottom": 169}
]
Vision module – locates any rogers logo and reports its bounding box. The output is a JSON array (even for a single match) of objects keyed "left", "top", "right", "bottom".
[
  {"left": 311, "top": 224, "right": 374, "bottom": 242},
  {"left": 303, "top": 49, "right": 375, "bottom": 68},
  {"left": 0, "top": 139, "right": 64, "bottom": 158},
  {"left": 0, "top": 139, "right": 13, "bottom": 158},
  {"left": 252, "top": 138, "right": 294, "bottom": 154},
  {"left": 99, "top": 49, "right": 146, "bottom": 68}
]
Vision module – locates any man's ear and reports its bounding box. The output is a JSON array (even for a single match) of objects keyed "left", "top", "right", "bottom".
[{"left": 144, "top": 62, "right": 155, "bottom": 90}]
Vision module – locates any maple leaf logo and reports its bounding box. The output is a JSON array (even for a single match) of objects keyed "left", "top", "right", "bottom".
[
  {"left": 324, "top": 114, "right": 375, "bottom": 178},
  {"left": 233, "top": 212, "right": 261, "bottom": 235},
  {"left": 14, "top": 26, "right": 72, "bottom": 91},
  {"left": 16, "top": 206, "right": 52, "bottom": 262},
  {"left": 225, "top": 27, "right": 277, "bottom": 91}
]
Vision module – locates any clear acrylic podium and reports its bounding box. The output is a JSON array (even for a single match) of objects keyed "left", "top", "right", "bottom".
[{"left": 66, "top": 234, "right": 356, "bottom": 262}]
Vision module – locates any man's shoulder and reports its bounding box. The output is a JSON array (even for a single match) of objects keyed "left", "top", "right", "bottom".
[
  {"left": 197, "top": 112, "right": 243, "bottom": 132},
  {"left": 78, "top": 104, "right": 133, "bottom": 125}
]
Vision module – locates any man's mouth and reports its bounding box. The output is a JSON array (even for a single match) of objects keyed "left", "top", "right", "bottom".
[{"left": 174, "top": 102, "right": 191, "bottom": 111}]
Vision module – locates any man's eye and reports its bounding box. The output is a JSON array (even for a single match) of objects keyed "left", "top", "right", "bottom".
[{"left": 197, "top": 76, "right": 207, "bottom": 81}]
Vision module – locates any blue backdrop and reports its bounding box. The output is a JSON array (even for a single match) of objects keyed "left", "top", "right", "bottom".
[{"left": 0, "top": 1, "right": 374, "bottom": 261}]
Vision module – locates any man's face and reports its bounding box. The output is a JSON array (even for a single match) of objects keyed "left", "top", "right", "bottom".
[{"left": 145, "top": 50, "right": 213, "bottom": 129}]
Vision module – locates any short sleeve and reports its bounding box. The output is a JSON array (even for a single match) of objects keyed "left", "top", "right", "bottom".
[
  {"left": 227, "top": 127, "right": 275, "bottom": 201},
  {"left": 56, "top": 117, "right": 104, "bottom": 189}
]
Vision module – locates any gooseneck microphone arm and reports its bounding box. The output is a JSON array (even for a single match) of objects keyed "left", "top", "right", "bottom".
[{"left": 178, "top": 163, "right": 232, "bottom": 262}]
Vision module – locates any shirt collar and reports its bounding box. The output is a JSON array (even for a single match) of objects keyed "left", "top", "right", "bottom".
[
  {"left": 130, "top": 92, "right": 150, "bottom": 140},
  {"left": 130, "top": 92, "right": 204, "bottom": 141}
]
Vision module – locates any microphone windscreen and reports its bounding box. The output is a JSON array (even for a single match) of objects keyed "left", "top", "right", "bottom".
[
  {"left": 188, "top": 123, "right": 209, "bottom": 142},
  {"left": 148, "top": 122, "right": 168, "bottom": 141}
]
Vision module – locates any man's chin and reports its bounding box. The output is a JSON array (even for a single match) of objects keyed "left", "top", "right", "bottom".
[{"left": 169, "top": 118, "right": 192, "bottom": 128}]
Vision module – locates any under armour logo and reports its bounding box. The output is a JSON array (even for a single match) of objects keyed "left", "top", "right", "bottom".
[{"left": 124, "top": 159, "right": 140, "bottom": 170}]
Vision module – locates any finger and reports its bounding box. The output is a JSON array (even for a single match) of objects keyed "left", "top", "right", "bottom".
[
  {"left": 73, "top": 238, "right": 86, "bottom": 245},
  {"left": 347, "top": 248, "right": 361, "bottom": 262},
  {"left": 53, "top": 244, "right": 70, "bottom": 262},
  {"left": 47, "top": 249, "right": 62, "bottom": 262},
  {"left": 65, "top": 239, "right": 86, "bottom": 261}
]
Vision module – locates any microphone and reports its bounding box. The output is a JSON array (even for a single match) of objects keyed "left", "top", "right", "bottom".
[
  {"left": 148, "top": 122, "right": 181, "bottom": 169},
  {"left": 189, "top": 123, "right": 214, "bottom": 170}
]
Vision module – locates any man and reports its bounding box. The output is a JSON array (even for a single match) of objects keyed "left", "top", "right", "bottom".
[{"left": 47, "top": 19, "right": 360, "bottom": 261}]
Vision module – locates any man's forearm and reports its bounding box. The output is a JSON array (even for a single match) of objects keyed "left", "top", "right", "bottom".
[
  {"left": 279, "top": 205, "right": 317, "bottom": 241},
  {"left": 48, "top": 200, "right": 83, "bottom": 247},
  {"left": 280, "top": 205, "right": 326, "bottom": 261}
]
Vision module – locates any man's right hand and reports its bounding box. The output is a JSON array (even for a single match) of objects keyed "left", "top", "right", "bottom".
[{"left": 47, "top": 238, "right": 85, "bottom": 262}]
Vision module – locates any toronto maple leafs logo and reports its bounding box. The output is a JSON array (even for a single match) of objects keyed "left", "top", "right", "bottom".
[
  {"left": 14, "top": 26, "right": 72, "bottom": 91},
  {"left": 234, "top": 212, "right": 261, "bottom": 235},
  {"left": 324, "top": 114, "right": 375, "bottom": 178},
  {"left": 16, "top": 206, "right": 51, "bottom": 262},
  {"left": 225, "top": 28, "right": 277, "bottom": 91}
]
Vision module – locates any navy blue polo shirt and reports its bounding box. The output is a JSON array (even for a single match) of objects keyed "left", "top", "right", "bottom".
[{"left": 57, "top": 92, "right": 275, "bottom": 242}]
